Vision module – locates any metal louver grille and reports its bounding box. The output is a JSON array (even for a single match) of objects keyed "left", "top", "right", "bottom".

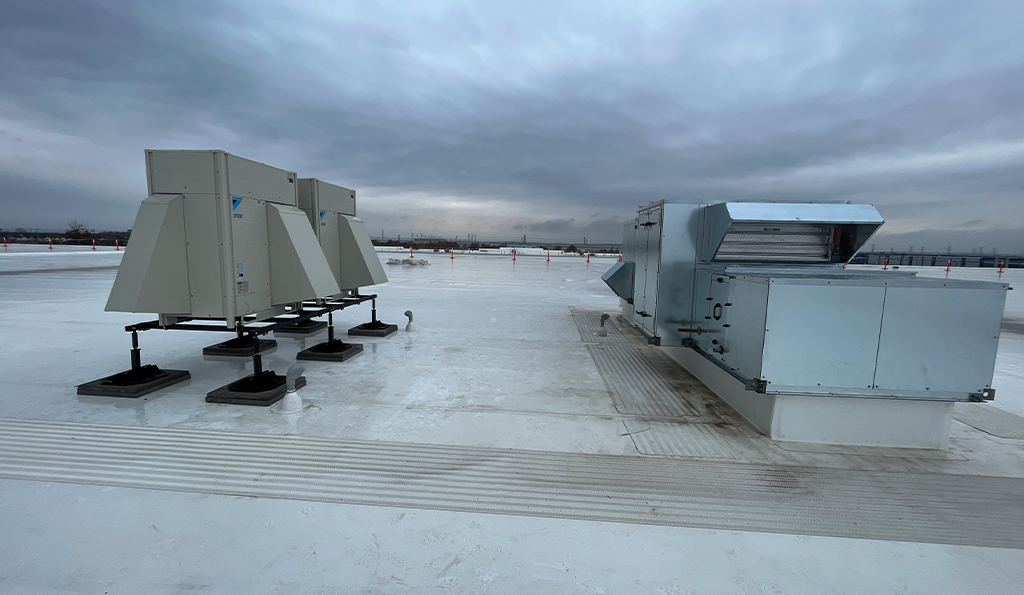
[{"left": 714, "top": 222, "right": 830, "bottom": 262}]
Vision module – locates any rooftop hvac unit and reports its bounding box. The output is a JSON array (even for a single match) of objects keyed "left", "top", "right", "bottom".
[
  {"left": 297, "top": 178, "right": 388, "bottom": 293},
  {"left": 106, "top": 150, "right": 341, "bottom": 324},
  {"left": 82, "top": 150, "right": 391, "bottom": 405},
  {"left": 608, "top": 201, "right": 1009, "bottom": 448}
]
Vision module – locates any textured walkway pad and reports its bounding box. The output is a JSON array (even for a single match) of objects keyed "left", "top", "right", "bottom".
[
  {"left": 1, "top": 418, "right": 1022, "bottom": 549},
  {"left": 954, "top": 404, "right": 1024, "bottom": 440},
  {"left": 587, "top": 344, "right": 700, "bottom": 417},
  {"left": 624, "top": 420, "right": 749, "bottom": 459}
]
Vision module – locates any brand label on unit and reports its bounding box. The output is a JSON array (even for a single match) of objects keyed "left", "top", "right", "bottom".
[
  {"left": 232, "top": 197, "right": 244, "bottom": 218},
  {"left": 320, "top": 211, "right": 326, "bottom": 226},
  {"left": 236, "top": 262, "right": 244, "bottom": 278}
]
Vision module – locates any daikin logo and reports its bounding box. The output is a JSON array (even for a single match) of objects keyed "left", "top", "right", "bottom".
[
  {"left": 232, "top": 197, "right": 243, "bottom": 219},
  {"left": 320, "top": 211, "right": 326, "bottom": 226}
]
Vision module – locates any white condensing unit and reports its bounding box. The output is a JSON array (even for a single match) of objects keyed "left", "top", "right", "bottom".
[
  {"left": 296, "top": 178, "right": 387, "bottom": 293},
  {"left": 106, "top": 150, "right": 340, "bottom": 326},
  {"left": 85, "top": 150, "right": 391, "bottom": 405}
]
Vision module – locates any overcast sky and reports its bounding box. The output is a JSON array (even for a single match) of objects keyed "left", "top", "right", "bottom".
[{"left": 1, "top": 0, "right": 1022, "bottom": 249}]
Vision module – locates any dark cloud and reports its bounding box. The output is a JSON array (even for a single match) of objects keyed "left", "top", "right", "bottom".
[
  {"left": 0, "top": 172, "right": 133, "bottom": 231},
  {"left": 1, "top": 0, "right": 1022, "bottom": 243}
]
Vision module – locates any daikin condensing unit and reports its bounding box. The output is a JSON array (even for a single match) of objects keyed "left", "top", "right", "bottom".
[
  {"left": 296, "top": 178, "right": 388, "bottom": 293},
  {"left": 82, "top": 150, "right": 391, "bottom": 405},
  {"left": 606, "top": 201, "right": 1009, "bottom": 448},
  {"left": 106, "top": 150, "right": 341, "bottom": 325}
]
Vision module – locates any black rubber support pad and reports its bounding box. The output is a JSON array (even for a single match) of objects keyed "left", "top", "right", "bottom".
[
  {"left": 296, "top": 342, "right": 364, "bottom": 362},
  {"left": 205, "top": 376, "right": 307, "bottom": 406},
  {"left": 77, "top": 369, "right": 191, "bottom": 398},
  {"left": 202, "top": 338, "right": 278, "bottom": 357},
  {"left": 347, "top": 324, "right": 398, "bottom": 337},
  {"left": 274, "top": 320, "right": 328, "bottom": 336}
]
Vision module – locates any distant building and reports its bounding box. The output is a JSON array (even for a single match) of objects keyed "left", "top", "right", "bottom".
[{"left": 852, "top": 251, "right": 1023, "bottom": 268}]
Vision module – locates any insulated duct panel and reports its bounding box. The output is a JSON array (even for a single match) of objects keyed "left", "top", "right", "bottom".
[{"left": 105, "top": 194, "right": 191, "bottom": 314}]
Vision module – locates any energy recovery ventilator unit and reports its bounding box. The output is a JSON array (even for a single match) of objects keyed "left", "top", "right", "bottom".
[{"left": 605, "top": 201, "right": 1009, "bottom": 448}]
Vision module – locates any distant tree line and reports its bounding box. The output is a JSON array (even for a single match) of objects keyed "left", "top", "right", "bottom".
[{"left": 0, "top": 221, "right": 131, "bottom": 245}]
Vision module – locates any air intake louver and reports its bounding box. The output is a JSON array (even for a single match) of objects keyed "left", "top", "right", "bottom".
[{"left": 714, "top": 222, "right": 831, "bottom": 262}]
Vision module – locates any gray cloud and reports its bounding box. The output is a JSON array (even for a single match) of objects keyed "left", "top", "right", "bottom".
[{"left": 1, "top": 0, "right": 1022, "bottom": 246}]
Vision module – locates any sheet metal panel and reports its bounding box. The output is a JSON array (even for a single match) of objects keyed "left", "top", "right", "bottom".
[
  {"left": 721, "top": 202, "right": 884, "bottom": 224},
  {"left": 694, "top": 269, "right": 734, "bottom": 355},
  {"left": 267, "top": 204, "right": 342, "bottom": 302},
  {"left": 319, "top": 209, "right": 342, "bottom": 283},
  {"left": 182, "top": 195, "right": 224, "bottom": 317},
  {"left": 229, "top": 197, "right": 272, "bottom": 316},
  {"left": 225, "top": 153, "right": 297, "bottom": 206},
  {"left": 761, "top": 281, "right": 885, "bottom": 391},
  {"left": 720, "top": 277, "right": 769, "bottom": 380},
  {"left": 692, "top": 270, "right": 715, "bottom": 352},
  {"left": 630, "top": 216, "right": 647, "bottom": 328},
  {"left": 601, "top": 261, "right": 634, "bottom": 301},
  {"left": 147, "top": 150, "right": 299, "bottom": 206},
  {"left": 654, "top": 203, "right": 702, "bottom": 343},
  {"left": 701, "top": 202, "right": 883, "bottom": 264},
  {"left": 873, "top": 285, "right": 1006, "bottom": 394},
  {"left": 104, "top": 194, "right": 191, "bottom": 314},
  {"left": 146, "top": 150, "right": 217, "bottom": 195},
  {"left": 336, "top": 215, "right": 388, "bottom": 289},
  {"left": 296, "top": 178, "right": 318, "bottom": 231},
  {"left": 316, "top": 179, "right": 356, "bottom": 216},
  {"left": 640, "top": 208, "right": 662, "bottom": 334}
]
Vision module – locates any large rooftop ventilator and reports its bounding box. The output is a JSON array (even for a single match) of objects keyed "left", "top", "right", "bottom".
[
  {"left": 607, "top": 201, "right": 1009, "bottom": 448},
  {"left": 79, "top": 150, "right": 391, "bottom": 405}
]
